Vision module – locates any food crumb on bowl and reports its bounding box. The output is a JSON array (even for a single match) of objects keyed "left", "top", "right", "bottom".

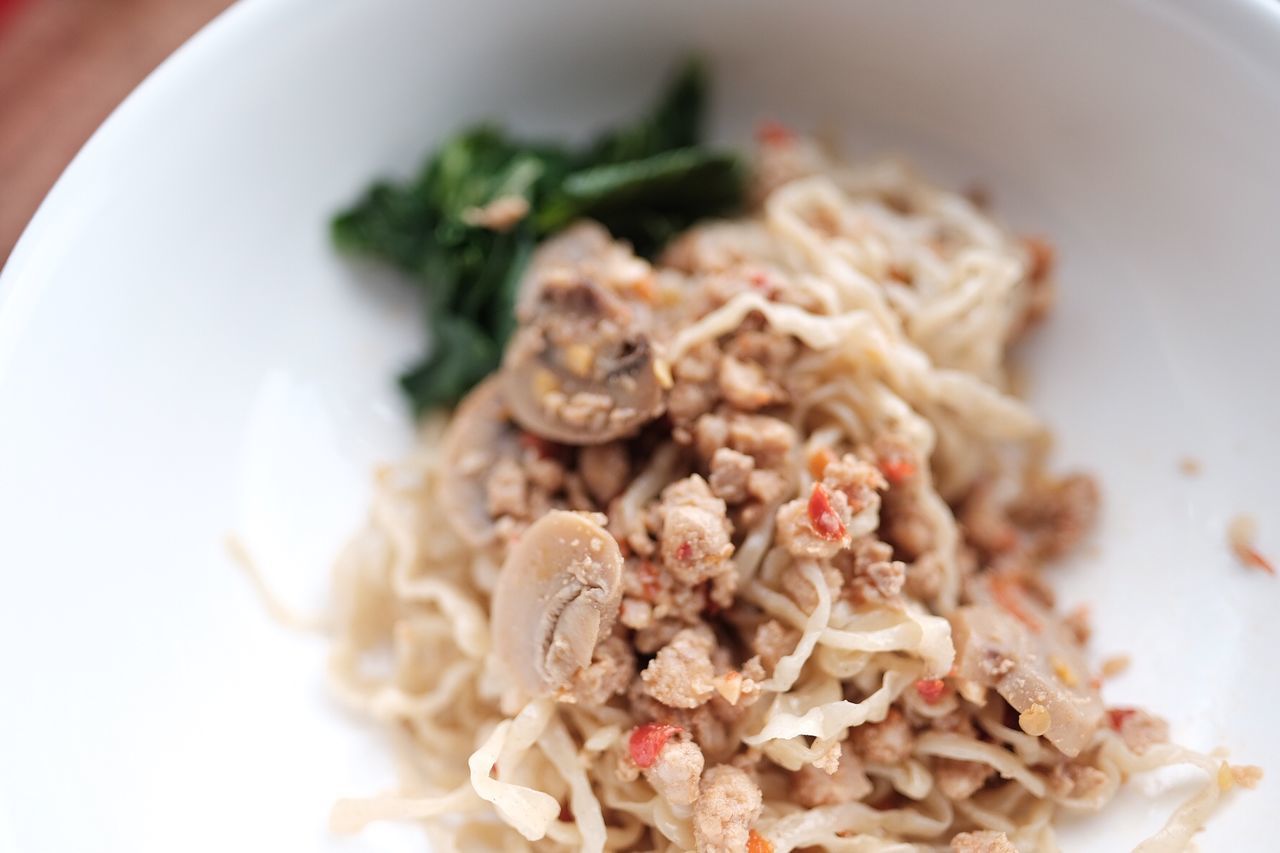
[
  {"left": 1228, "top": 514, "right": 1275, "bottom": 576},
  {"left": 1178, "top": 457, "right": 1202, "bottom": 476},
  {"left": 1099, "top": 654, "right": 1130, "bottom": 680}
]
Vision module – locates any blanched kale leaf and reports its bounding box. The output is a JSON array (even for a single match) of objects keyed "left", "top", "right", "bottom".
[{"left": 332, "top": 59, "right": 745, "bottom": 414}]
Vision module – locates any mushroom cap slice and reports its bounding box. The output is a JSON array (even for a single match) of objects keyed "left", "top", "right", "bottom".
[
  {"left": 514, "top": 221, "right": 616, "bottom": 319},
  {"left": 951, "top": 596, "right": 1103, "bottom": 757},
  {"left": 490, "top": 511, "right": 624, "bottom": 696},
  {"left": 438, "top": 377, "right": 518, "bottom": 547},
  {"left": 502, "top": 277, "right": 665, "bottom": 445}
]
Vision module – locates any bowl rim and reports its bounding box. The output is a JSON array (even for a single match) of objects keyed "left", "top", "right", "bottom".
[{"left": 2, "top": 0, "right": 1280, "bottom": 365}]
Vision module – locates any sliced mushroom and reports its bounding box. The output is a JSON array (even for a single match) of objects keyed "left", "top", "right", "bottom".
[
  {"left": 950, "top": 592, "right": 1103, "bottom": 757},
  {"left": 490, "top": 510, "right": 624, "bottom": 696},
  {"left": 502, "top": 276, "right": 665, "bottom": 444},
  {"left": 514, "top": 221, "right": 616, "bottom": 319},
  {"left": 437, "top": 377, "right": 520, "bottom": 546}
]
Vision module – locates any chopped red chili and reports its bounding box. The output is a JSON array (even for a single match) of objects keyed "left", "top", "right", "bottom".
[
  {"left": 628, "top": 723, "right": 681, "bottom": 769},
  {"left": 1240, "top": 546, "right": 1276, "bottom": 576},
  {"left": 675, "top": 541, "right": 693, "bottom": 562},
  {"left": 748, "top": 829, "right": 775, "bottom": 853},
  {"left": 1022, "top": 235, "right": 1056, "bottom": 282},
  {"left": 914, "top": 678, "right": 947, "bottom": 704},
  {"left": 877, "top": 457, "right": 916, "bottom": 485},
  {"left": 808, "top": 447, "right": 834, "bottom": 480},
  {"left": 755, "top": 120, "right": 795, "bottom": 147},
  {"left": 808, "top": 484, "right": 846, "bottom": 541},
  {"left": 991, "top": 576, "right": 1042, "bottom": 633},
  {"left": 517, "top": 431, "right": 557, "bottom": 459},
  {"left": 1107, "top": 708, "right": 1138, "bottom": 731}
]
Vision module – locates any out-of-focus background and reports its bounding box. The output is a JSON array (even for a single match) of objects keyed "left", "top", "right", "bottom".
[{"left": 0, "top": 0, "right": 234, "bottom": 263}]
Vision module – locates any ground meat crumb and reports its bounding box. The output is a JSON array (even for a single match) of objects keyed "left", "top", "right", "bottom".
[
  {"left": 934, "top": 757, "right": 995, "bottom": 800},
  {"left": 843, "top": 536, "right": 906, "bottom": 604},
  {"left": 657, "top": 476, "right": 736, "bottom": 600},
  {"left": 619, "top": 597, "right": 653, "bottom": 630},
  {"left": 644, "top": 738, "right": 705, "bottom": 813},
  {"left": 752, "top": 619, "right": 798, "bottom": 673},
  {"left": 882, "top": 489, "right": 936, "bottom": 560},
  {"left": 708, "top": 447, "right": 755, "bottom": 503},
  {"left": 693, "top": 764, "right": 763, "bottom": 853},
  {"left": 849, "top": 708, "right": 914, "bottom": 765},
  {"left": 642, "top": 627, "right": 718, "bottom": 709},
  {"left": 959, "top": 479, "right": 1017, "bottom": 558},
  {"left": 550, "top": 390, "right": 617, "bottom": 433},
  {"left": 1111, "top": 708, "right": 1170, "bottom": 755},
  {"left": 486, "top": 457, "right": 529, "bottom": 518},
  {"left": 776, "top": 486, "right": 855, "bottom": 559},
  {"left": 692, "top": 413, "right": 730, "bottom": 461},
  {"left": 562, "top": 635, "right": 635, "bottom": 706},
  {"left": 951, "top": 830, "right": 1018, "bottom": 853},
  {"left": 746, "top": 469, "right": 790, "bottom": 505},
  {"left": 822, "top": 454, "right": 887, "bottom": 519},
  {"left": 904, "top": 551, "right": 945, "bottom": 600},
  {"left": 579, "top": 442, "right": 630, "bottom": 504},
  {"left": 1011, "top": 472, "right": 1100, "bottom": 560},
  {"left": 1048, "top": 761, "right": 1109, "bottom": 802},
  {"left": 525, "top": 455, "right": 565, "bottom": 493},
  {"left": 718, "top": 355, "right": 783, "bottom": 411},
  {"left": 792, "top": 743, "right": 872, "bottom": 807},
  {"left": 727, "top": 414, "right": 797, "bottom": 466},
  {"left": 668, "top": 380, "right": 719, "bottom": 430}
]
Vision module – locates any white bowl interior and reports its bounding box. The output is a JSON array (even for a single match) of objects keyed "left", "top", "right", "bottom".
[{"left": 1, "top": 0, "right": 1277, "bottom": 849}]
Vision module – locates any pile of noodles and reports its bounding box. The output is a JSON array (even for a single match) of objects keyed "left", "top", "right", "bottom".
[{"left": 320, "top": 140, "right": 1253, "bottom": 852}]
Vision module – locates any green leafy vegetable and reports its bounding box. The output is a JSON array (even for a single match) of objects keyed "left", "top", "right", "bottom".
[
  {"left": 332, "top": 59, "right": 746, "bottom": 415},
  {"left": 538, "top": 148, "right": 747, "bottom": 253}
]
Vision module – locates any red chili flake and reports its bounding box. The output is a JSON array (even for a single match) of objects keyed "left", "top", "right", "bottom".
[
  {"left": 629, "top": 723, "right": 681, "bottom": 769},
  {"left": 1239, "top": 546, "right": 1277, "bottom": 576},
  {"left": 1107, "top": 708, "right": 1138, "bottom": 731},
  {"left": 517, "top": 432, "right": 557, "bottom": 459},
  {"left": 675, "top": 541, "right": 694, "bottom": 562},
  {"left": 808, "top": 447, "right": 834, "bottom": 480},
  {"left": 877, "top": 457, "right": 916, "bottom": 485},
  {"left": 914, "top": 678, "right": 947, "bottom": 704},
  {"left": 755, "top": 120, "right": 795, "bottom": 147},
  {"left": 807, "top": 484, "right": 847, "bottom": 541},
  {"left": 748, "top": 829, "right": 775, "bottom": 853},
  {"left": 1022, "top": 235, "right": 1056, "bottom": 283},
  {"left": 748, "top": 271, "right": 780, "bottom": 300},
  {"left": 991, "top": 576, "right": 1042, "bottom": 633},
  {"left": 632, "top": 276, "right": 657, "bottom": 304},
  {"left": 557, "top": 803, "right": 574, "bottom": 822}
]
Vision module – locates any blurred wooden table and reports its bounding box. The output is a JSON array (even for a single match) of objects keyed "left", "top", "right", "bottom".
[{"left": 0, "top": 0, "right": 235, "bottom": 264}]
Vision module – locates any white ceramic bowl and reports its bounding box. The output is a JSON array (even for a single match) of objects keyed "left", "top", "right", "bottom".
[{"left": 2, "top": 1, "right": 1278, "bottom": 850}]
